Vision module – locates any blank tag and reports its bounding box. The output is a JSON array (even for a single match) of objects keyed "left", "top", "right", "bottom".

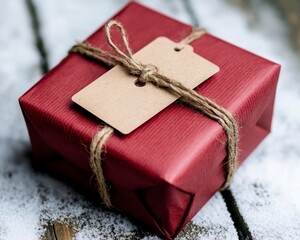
[{"left": 72, "top": 37, "right": 219, "bottom": 134}]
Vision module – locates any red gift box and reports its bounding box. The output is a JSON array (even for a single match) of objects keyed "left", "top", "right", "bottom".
[{"left": 19, "top": 2, "right": 280, "bottom": 239}]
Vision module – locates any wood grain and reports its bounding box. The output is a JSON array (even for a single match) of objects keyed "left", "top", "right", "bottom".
[{"left": 42, "top": 221, "right": 74, "bottom": 240}]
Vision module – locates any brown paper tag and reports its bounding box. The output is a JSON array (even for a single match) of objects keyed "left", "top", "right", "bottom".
[{"left": 72, "top": 37, "right": 219, "bottom": 134}]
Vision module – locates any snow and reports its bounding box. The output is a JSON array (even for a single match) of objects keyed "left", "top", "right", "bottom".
[{"left": 0, "top": 0, "right": 299, "bottom": 239}]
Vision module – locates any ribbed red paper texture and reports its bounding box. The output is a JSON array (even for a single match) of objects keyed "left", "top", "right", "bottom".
[{"left": 19, "top": 2, "right": 280, "bottom": 239}]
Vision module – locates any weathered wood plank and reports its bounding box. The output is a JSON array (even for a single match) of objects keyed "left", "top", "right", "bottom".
[
  {"left": 53, "top": 221, "right": 74, "bottom": 240},
  {"left": 41, "top": 221, "right": 74, "bottom": 240},
  {"left": 41, "top": 222, "right": 56, "bottom": 240}
]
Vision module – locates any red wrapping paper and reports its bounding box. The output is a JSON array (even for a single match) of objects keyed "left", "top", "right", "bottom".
[{"left": 19, "top": 2, "right": 280, "bottom": 239}]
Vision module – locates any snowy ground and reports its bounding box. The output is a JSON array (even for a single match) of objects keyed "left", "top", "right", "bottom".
[{"left": 0, "top": 0, "right": 299, "bottom": 239}]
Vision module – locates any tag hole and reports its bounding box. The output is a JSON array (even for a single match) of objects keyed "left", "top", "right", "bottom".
[
  {"left": 174, "top": 47, "right": 183, "bottom": 52},
  {"left": 135, "top": 79, "right": 146, "bottom": 87}
]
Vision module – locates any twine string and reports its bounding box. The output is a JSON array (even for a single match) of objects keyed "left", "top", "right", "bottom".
[{"left": 70, "top": 20, "right": 238, "bottom": 208}]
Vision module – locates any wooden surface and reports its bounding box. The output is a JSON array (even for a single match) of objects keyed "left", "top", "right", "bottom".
[
  {"left": 0, "top": 0, "right": 299, "bottom": 239},
  {"left": 42, "top": 222, "right": 73, "bottom": 240}
]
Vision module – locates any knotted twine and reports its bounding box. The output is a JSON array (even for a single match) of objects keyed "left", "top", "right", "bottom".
[{"left": 70, "top": 20, "right": 238, "bottom": 208}]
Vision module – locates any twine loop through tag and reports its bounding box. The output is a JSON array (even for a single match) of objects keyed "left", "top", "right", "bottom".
[
  {"left": 139, "top": 64, "right": 158, "bottom": 85},
  {"left": 70, "top": 20, "right": 238, "bottom": 209}
]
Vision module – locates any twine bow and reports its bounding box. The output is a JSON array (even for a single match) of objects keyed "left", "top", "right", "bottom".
[{"left": 70, "top": 20, "right": 238, "bottom": 208}]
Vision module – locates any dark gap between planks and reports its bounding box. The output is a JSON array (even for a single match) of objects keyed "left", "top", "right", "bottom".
[
  {"left": 181, "top": 0, "right": 200, "bottom": 26},
  {"left": 25, "top": 0, "right": 49, "bottom": 74},
  {"left": 221, "top": 189, "right": 253, "bottom": 240}
]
